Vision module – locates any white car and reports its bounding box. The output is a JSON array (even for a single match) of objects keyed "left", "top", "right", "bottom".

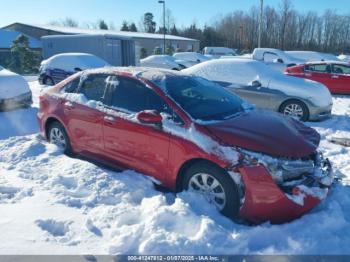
[
  {"left": 286, "top": 51, "right": 340, "bottom": 62},
  {"left": 203, "top": 46, "right": 237, "bottom": 58},
  {"left": 140, "top": 55, "right": 186, "bottom": 70},
  {"left": 183, "top": 59, "right": 333, "bottom": 121},
  {"left": 173, "top": 52, "right": 211, "bottom": 68},
  {"left": 0, "top": 66, "right": 32, "bottom": 111},
  {"left": 39, "top": 53, "right": 110, "bottom": 85}
]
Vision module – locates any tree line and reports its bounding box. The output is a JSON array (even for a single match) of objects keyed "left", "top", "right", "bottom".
[{"left": 50, "top": 0, "right": 350, "bottom": 54}]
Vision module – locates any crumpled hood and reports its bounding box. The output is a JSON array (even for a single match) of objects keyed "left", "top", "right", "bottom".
[
  {"left": 0, "top": 69, "right": 31, "bottom": 99},
  {"left": 201, "top": 110, "right": 320, "bottom": 158}
]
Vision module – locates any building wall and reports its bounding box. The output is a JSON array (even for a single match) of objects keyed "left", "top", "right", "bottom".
[
  {"left": 134, "top": 37, "right": 200, "bottom": 56},
  {"left": 2, "top": 23, "right": 200, "bottom": 59}
]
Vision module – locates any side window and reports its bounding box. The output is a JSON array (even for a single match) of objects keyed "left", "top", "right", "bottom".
[
  {"left": 110, "top": 77, "right": 168, "bottom": 113},
  {"left": 306, "top": 64, "right": 329, "bottom": 73},
  {"left": 79, "top": 74, "right": 108, "bottom": 102},
  {"left": 332, "top": 64, "right": 350, "bottom": 75},
  {"left": 110, "top": 77, "right": 184, "bottom": 124},
  {"left": 61, "top": 78, "right": 80, "bottom": 93}
]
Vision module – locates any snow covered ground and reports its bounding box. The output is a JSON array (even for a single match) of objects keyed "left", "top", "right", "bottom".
[{"left": 0, "top": 78, "right": 349, "bottom": 255}]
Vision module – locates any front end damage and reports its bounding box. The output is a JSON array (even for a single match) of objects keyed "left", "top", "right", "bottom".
[{"left": 233, "top": 150, "right": 333, "bottom": 224}]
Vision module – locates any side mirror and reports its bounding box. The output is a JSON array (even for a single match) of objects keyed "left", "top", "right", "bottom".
[
  {"left": 250, "top": 80, "right": 262, "bottom": 88},
  {"left": 277, "top": 58, "right": 284, "bottom": 63},
  {"left": 137, "top": 110, "right": 162, "bottom": 126},
  {"left": 74, "top": 67, "right": 82, "bottom": 72}
]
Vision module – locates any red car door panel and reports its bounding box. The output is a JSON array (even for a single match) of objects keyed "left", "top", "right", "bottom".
[
  {"left": 101, "top": 75, "right": 173, "bottom": 182},
  {"left": 103, "top": 112, "right": 170, "bottom": 181},
  {"left": 65, "top": 101, "right": 104, "bottom": 154}
]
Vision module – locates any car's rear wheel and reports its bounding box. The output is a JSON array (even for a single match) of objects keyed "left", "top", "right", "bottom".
[
  {"left": 182, "top": 162, "right": 240, "bottom": 219},
  {"left": 44, "top": 77, "right": 54, "bottom": 86},
  {"left": 48, "top": 122, "right": 72, "bottom": 154},
  {"left": 280, "top": 100, "right": 309, "bottom": 121}
]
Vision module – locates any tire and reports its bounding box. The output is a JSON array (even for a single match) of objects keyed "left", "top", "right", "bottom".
[
  {"left": 279, "top": 99, "right": 309, "bottom": 121},
  {"left": 48, "top": 121, "right": 72, "bottom": 154},
  {"left": 44, "top": 77, "right": 55, "bottom": 86},
  {"left": 182, "top": 161, "right": 240, "bottom": 219}
]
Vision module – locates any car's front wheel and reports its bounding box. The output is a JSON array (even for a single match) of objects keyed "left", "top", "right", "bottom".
[
  {"left": 280, "top": 100, "right": 309, "bottom": 121},
  {"left": 48, "top": 121, "right": 72, "bottom": 154},
  {"left": 182, "top": 162, "right": 240, "bottom": 219}
]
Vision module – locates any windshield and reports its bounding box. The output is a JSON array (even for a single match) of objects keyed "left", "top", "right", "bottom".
[{"left": 160, "top": 75, "right": 244, "bottom": 121}]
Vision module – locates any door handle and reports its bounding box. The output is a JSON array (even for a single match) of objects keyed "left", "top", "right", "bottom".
[
  {"left": 331, "top": 75, "right": 339, "bottom": 79},
  {"left": 104, "top": 115, "right": 116, "bottom": 123},
  {"left": 64, "top": 101, "right": 74, "bottom": 110}
]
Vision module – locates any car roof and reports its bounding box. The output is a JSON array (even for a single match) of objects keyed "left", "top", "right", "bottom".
[
  {"left": 81, "top": 66, "right": 185, "bottom": 80},
  {"left": 306, "top": 60, "right": 350, "bottom": 65}
]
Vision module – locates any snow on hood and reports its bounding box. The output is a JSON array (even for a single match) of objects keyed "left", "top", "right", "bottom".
[
  {"left": 202, "top": 109, "right": 320, "bottom": 158},
  {"left": 183, "top": 59, "right": 332, "bottom": 107},
  {"left": 0, "top": 69, "right": 31, "bottom": 99}
]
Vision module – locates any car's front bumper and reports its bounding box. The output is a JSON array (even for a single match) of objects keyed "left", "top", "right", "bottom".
[
  {"left": 0, "top": 92, "right": 32, "bottom": 111},
  {"left": 308, "top": 102, "right": 333, "bottom": 121},
  {"left": 237, "top": 159, "right": 333, "bottom": 224}
]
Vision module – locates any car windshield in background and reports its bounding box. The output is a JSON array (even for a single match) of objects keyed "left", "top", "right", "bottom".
[{"left": 161, "top": 75, "right": 244, "bottom": 121}]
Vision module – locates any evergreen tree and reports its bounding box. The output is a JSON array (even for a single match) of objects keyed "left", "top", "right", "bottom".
[
  {"left": 143, "top": 13, "right": 156, "bottom": 33},
  {"left": 99, "top": 20, "right": 108, "bottom": 30},
  {"left": 170, "top": 25, "right": 179, "bottom": 36},
  {"left": 129, "top": 23, "right": 138, "bottom": 32},
  {"left": 121, "top": 21, "right": 129, "bottom": 31},
  {"left": 9, "top": 34, "right": 37, "bottom": 74}
]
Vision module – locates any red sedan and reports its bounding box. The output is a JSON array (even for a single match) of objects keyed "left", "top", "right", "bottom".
[
  {"left": 285, "top": 61, "right": 350, "bottom": 94},
  {"left": 37, "top": 68, "right": 333, "bottom": 224}
]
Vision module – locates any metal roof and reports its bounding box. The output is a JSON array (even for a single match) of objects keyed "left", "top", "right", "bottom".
[{"left": 3, "top": 23, "right": 199, "bottom": 42}]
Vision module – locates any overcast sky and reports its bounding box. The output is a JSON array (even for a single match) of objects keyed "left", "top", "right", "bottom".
[{"left": 1, "top": 0, "right": 349, "bottom": 29}]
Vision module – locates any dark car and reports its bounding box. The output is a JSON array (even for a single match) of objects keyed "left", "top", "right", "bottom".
[
  {"left": 37, "top": 67, "right": 333, "bottom": 224},
  {"left": 39, "top": 53, "right": 109, "bottom": 85}
]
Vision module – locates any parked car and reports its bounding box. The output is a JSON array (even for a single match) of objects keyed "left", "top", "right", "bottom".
[
  {"left": 251, "top": 48, "right": 305, "bottom": 66},
  {"left": 203, "top": 47, "right": 237, "bottom": 58},
  {"left": 140, "top": 55, "right": 186, "bottom": 70},
  {"left": 39, "top": 53, "right": 110, "bottom": 86},
  {"left": 38, "top": 67, "right": 333, "bottom": 224},
  {"left": 0, "top": 66, "right": 32, "bottom": 111},
  {"left": 285, "top": 51, "right": 340, "bottom": 62},
  {"left": 285, "top": 61, "right": 350, "bottom": 94},
  {"left": 173, "top": 52, "right": 210, "bottom": 68},
  {"left": 184, "top": 59, "right": 333, "bottom": 121}
]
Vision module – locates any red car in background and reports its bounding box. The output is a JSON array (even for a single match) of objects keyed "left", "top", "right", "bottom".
[
  {"left": 285, "top": 61, "right": 350, "bottom": 94},
  {"left": 38, "top": 67, "right": 333, "bottom": 224}
]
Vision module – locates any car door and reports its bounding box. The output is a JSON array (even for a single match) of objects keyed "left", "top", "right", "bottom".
[
  {"left": 64, "top": 74, "right": 108, "bottom": 156},
  {"left": 102, "top": 75, "right": 172, "bottom": 181},
  {"left": 331, "top": 64, "right": 350, "bottom": 94}
]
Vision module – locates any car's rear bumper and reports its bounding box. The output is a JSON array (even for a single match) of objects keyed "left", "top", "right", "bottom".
[
  {"left": 237, "top": 163, "right": 333, "bottom": 224},
  {"left": 0, "top": 93, "right": 32, "bottom": 111}
]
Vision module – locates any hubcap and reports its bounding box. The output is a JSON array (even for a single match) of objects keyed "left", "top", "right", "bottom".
[
  {"left": 188, "top": 173, "right": 226, "bottom": 211},
  {"left": 283, "top": 103, "right": 304, "bottom": 119},
  {"left": 49, "top": 128, "right": 66, "bottom": 149}
]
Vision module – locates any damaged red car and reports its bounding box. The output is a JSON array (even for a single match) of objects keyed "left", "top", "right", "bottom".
[{"left": 37, "top": 68, "right": 333, "bottom": 224}]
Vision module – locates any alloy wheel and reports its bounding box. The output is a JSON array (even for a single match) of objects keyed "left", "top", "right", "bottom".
[
  {"left": 49, "top": 127, "right": 67, "bottom": 149},
  {"left": 188, "top": 172, "right": 226, "bottom": 211},
  {"left": 283, "top": 103, "right": 304, "bottom": 120}
]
